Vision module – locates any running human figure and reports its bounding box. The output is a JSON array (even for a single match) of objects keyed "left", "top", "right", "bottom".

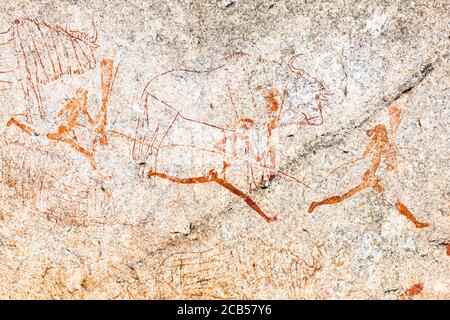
[
  {"left": 308, "top": 105, "right": 429, "bottom": 229},
  {"left": 6, "top": 59, "right": 119, "bottom": 177}
]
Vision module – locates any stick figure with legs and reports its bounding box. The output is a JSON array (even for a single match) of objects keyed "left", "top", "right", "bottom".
[{"left": 308, "top": 104, "right": 429, "bottom": 229}]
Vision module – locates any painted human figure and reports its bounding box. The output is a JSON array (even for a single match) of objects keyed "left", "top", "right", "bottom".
[
  {"left": 308, "top": 105, "right": 429, "bottom": 229},
  {"left": 6, "top": 59, "right": 118, "bottom": 177}
]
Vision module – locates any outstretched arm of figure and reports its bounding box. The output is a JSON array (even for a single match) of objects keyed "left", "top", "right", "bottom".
[
  {"left": 362, "top": 134, "right": 379, "bottom": 158},
  {"left": 6, "top": 117, "right": 35, "bottom": 135},
  {"left": 388, "top": 106, "right": 403, "bottom": 137}
]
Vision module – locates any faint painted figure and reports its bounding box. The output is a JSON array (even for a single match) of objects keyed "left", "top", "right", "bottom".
[
  {"left": 156, "top": 236, "right": 321, "bottom": 299},
  {"left": 0, "top": 17, "right": 98, "bottom": 122}
]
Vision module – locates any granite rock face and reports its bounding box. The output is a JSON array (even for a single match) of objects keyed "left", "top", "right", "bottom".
[{"left": 0, "top": 0, "right": 448, "bottom": 299}]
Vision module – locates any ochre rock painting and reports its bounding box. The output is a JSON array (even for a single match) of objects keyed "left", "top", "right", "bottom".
[
  {"left": 0, "top": 17, "right": 98, "bottom": 121},
  {"left": 0, "top": 1, "right": 449, "bottom": 300},
  {"left": 7, "top": 59, "right": 119, "bottom": 177},
  {"left": 135, "top": 51, "right": 329, "bottom": 222},
  {"left": 308, "top": 105, "right": 429, "bottom": 229}
]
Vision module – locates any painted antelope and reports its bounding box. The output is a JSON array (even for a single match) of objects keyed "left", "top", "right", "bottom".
[{"left": 133, "top": 52, "right": 330, "bottom": 222}]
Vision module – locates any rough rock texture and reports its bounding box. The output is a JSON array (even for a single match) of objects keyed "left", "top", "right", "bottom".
[{"left": 0, "top": 0, "right": 448, "bottom": 299}]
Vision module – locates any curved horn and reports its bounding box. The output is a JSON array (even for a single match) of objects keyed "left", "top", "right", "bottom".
[{"left": 89, "top": 20, "right": 98, "bottom": 44}]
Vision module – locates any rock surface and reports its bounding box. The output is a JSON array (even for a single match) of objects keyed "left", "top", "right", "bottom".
[{"left": 0, "top": 0, "right": 448, "bottom": 299}]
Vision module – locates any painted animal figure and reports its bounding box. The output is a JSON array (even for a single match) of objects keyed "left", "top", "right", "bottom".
[
  {"left": 308, "top": 105, "right": 429, "bottom": 229},
  {"left": 0, "top": 17, "right": 98, "bottom": 122},
  {"left": 133, "top": 52, "right": 330, "bottom": 222}
]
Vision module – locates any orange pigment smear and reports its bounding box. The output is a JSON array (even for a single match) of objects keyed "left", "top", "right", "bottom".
[{"left": 406, "top": 283, "right": 424, "bottom": 296}]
